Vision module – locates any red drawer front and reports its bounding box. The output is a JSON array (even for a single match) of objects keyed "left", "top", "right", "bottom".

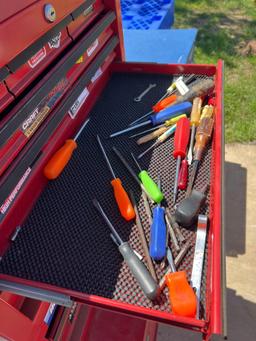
[
  {"left": 5, "top": 28, "right": 71, "bottom": 97},
  {"left": 67, "top": 0, "right": 104, "bottom": 39},
  {"left": 0, "top": 0, "right": 37, "bottom": 23},
  {"left": 0, "top": 0, "right": 87, "bottom": 68},
  {"left": 0, "top": 13, "right": 115, "bottom": 177},
  {"left": 0, "top": 83, "right": 14, "bottom": 112}
]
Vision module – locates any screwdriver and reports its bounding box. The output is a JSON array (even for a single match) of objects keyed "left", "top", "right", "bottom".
[
  {"left": 129, "top": 114, "right": 186, "bottom": 141},
  {"left": 178, "top": 158, "right": 188, "bottom": 190},
  {"left": 165, "top": 208, "right": 185, "bottom": 243},
  {"left": 131, "top": 153, "right": 164, "bottom": 203},
  {"left": 173, "top": 117, "right": 190, "bottom": 203},
  {"left": 93, "top": 199, "right": 159, "bottom": 300},
  {"left": 113, "top": 147, "right": 163, "bottom": 203},
  {"left": 138, "top": 124, "right": 176, "bottom": 159},
  {"left": 165, "top": 248, "right": 197, "bottom": 317},
  {"left": 129, "top": 191, "right": 157, "bottom": 281},
  {"left": 136, "top": 114, "right": 186, "bottom": 145},
  {"left": 129, "top": 75, "right": 188, "bottom": 127},
  {"left": 187, "top": 97, "right": 203, "bottom": 165},
  {"left": 149, "top": 177, "right": 167, "bottom": 261},
  {"left": 158, "top": 74, "right": 196, "bottom": 102},
  {"left": 169, "top": 79, "right": 214, "bottom": 108},
  {"left": 186, "top": 105, "right": 214, "bottom": 195},
  {"left": 96, "top": 135, "right": 135, "bottom": 221},
  {"left": 44, "top": 118, "right": 90, "bottom": 180},
  {"left": 159, "top": 241, "right": 191, "bottom": 290},
  {"left": 110, "top": 102, "right": 192, "bottom": 138},
  {"left": 129, "top": 94, "right": 177, "bottom": 126}
]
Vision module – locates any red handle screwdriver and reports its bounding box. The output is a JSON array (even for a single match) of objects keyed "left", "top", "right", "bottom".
[
  {"left": 173, "top": 117, "right": 190, "bottom": 203},
  {"left": 178, "top": 158, "right": 188, "bottom": 190}
]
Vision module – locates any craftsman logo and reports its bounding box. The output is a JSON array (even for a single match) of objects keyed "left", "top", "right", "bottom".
[
  {"left": 21, "top": 78, "right": 68, "bottom": 137},
  {"left": 87, "top": 39, "right": 99, "bottom": 57},
  {"left": 48, "top": 32, "right": 61, "bottom": 49},
  {"left": 0, "top": 168, "right": 31, "bottom": 217},
  {"left": 28, "top": 47, "right": 47, "bottom": 68},
  {"left": 22, "top": 108, "right": 40, "bottom": 131},
  {"left": 69, "top": 88, "right": 89, "bottom": 119},
  {"left": 91, "top": 67, "right": 103, "bottom": 83}
]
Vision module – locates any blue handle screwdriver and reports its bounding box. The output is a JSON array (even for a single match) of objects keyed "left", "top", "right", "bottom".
[
  {"left": 110, "top": 102, "right": 192, "bottom": 138},
  {"left": 149, "top": 177, "right": 167, "bottom": 261}
]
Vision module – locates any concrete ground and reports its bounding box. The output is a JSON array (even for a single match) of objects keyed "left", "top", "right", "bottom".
[{"left": 157, "top": 144, "right": 256, "bottom": 340}]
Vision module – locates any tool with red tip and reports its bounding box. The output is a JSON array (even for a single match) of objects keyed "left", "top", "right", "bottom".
[
  {"left": 178, "top": 159, "right": 188, "bottom": 190},
  {"left": 173, "top": 117, "right": 190, "bottom": 203}
]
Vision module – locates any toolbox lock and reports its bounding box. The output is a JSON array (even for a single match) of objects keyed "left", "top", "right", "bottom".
[{"left": 44, "top": 4, "right": 56, "bottom": 23}]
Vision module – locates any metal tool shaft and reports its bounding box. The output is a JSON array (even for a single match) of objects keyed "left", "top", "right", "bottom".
[
  {"left": 187, "top": 125, "right": 196, "bottom": 165},
  {"left": 131, "top": 153, "right": 142, "bottom": 171},
  {"left": 129, "top": 110, "right": 154, "bottom": 126},
  {"left": 130, "top": 191, "right": 157, "bottom": 281},
  {"left": 110, "top": 120, "right": 149, "bottom": 138},
  {"left": 165, "top": 215, "right": 180, "bottom": 252},
  {"left": 165, "top": 208, "right": 185, "bottom": 243},
  {"left": 74, "top": 118, "right": 90, "bottom": 141},
  {"left": 129, "top": 125, "right": 164, "bottom": 139},
  {"left": 173, "top": 156, "right": 181, "bottom": 203},
  {"left": 142, "top": 191, "right": 152, "bottom": 224},
  {"left": 96, "top": 135, "right": 116, "bottom": 178},
  {"left": 93, "top": 199, "right": 123, "bottom": 245}
]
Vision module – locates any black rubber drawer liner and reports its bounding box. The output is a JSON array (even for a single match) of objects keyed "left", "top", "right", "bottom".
[{"left": 0, "top": 72, "right": 212, "bottom": 317}]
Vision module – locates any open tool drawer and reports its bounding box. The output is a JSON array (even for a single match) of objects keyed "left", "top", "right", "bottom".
[{"left": 0, "top": 1, "right": 224, "bottom": 340}]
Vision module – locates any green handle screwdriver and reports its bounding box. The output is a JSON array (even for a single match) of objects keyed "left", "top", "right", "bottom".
[
  {"left": 112, "top": 147, "right": 163, "bottom": 203},
  {"left": 131, "top": 153, "right": 164, "bottom": 204}
]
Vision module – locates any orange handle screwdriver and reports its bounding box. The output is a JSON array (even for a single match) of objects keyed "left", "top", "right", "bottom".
[
  {"left": 166, "top": 271, "right": 197, "bottom": 317},
  {"left": 44, "top": 118, "right": 90, "bottom": 180},
  {"left": 152, "top": 94, "right": 177, "bottom": 113},
  {"left": 165, "top": 248, "right": 197, "bottom": 317},
  {"left": 97, "top": 135, "right": 135, "bottom": 221}
]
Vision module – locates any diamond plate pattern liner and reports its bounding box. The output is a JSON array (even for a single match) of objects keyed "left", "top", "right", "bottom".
[{"left": 0, "top": 72, "right": 214, "bottom": 319}]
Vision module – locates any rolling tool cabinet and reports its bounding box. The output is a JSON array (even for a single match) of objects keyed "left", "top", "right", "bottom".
[{"left": 0, "top": 1, "right": 225, "bottom": 340}]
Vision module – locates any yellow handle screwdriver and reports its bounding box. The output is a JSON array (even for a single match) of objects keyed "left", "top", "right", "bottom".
[
  {"left": 130, "top": 114, "right": 187, "bottom": 143},
  {"left": 186, "top": 105, "right": 215, "bottom": 195},
  {"left": 187, "top": 97, "right": 202, "bottom": 165},
  {"left": 136, "top": 114, "right": 186, "bottom": 145}
]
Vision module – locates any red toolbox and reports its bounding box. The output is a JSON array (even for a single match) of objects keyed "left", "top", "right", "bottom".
[{"left": 0, "top": 1, "right": 225, "bottom": 340}]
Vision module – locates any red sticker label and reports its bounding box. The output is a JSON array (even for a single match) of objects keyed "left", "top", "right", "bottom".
[{"left": 28, "top": 47, "right": 47, "bottom": 68}]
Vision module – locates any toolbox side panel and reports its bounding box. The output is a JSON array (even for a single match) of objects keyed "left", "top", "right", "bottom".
[{"left": 208, "top": 60, "right": 224, "bottom": 337}]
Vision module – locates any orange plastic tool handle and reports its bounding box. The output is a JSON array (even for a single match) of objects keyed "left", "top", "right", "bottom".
[
  {"left": 44, "top": 140, "right": 77, "bottom": 180},
  {"left": 165, "top": 271, "right": 197, "bottom": 317},
  {"left": 153, "top": 94, "right": 177, "bottom": 113},
  {"left": 111, "top": 178, "right": 135, "bottom": 221}
]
